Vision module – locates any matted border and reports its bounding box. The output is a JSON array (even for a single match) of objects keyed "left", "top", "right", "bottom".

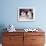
[{"left": 18, "top": 7, "right": 35, "bottom": 21}]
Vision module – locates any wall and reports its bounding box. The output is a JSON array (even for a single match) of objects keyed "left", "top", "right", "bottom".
[{"left": 0, "top": 0, "right": 46, "bottom": 30}]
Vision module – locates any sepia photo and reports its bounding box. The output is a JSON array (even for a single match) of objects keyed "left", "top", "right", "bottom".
[{"left": 18, "top": 7, "right": 35, "bottom": 21}]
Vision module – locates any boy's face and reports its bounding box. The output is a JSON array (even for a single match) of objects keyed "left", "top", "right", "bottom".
[{"left": 27, "top": 11, "right": 32, "bottom": 16}]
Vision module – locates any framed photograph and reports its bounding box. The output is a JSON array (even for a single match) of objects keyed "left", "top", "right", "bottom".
[{"left": 18, "top": 7, "right": 35, "bottom": 21}]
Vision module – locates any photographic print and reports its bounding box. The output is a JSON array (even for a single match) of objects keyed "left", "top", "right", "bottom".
[{"left": 18, "top": 7, "right": 35, "bottom": 21}]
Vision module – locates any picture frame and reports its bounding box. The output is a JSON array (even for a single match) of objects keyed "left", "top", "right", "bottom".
[{"left": 18, "top": 7, "right": 35, "bottom": 21}]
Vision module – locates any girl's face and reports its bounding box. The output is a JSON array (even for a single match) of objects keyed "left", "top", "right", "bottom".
[{"left": 21, "top": 11, "right": 26, "bottom": 16}]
